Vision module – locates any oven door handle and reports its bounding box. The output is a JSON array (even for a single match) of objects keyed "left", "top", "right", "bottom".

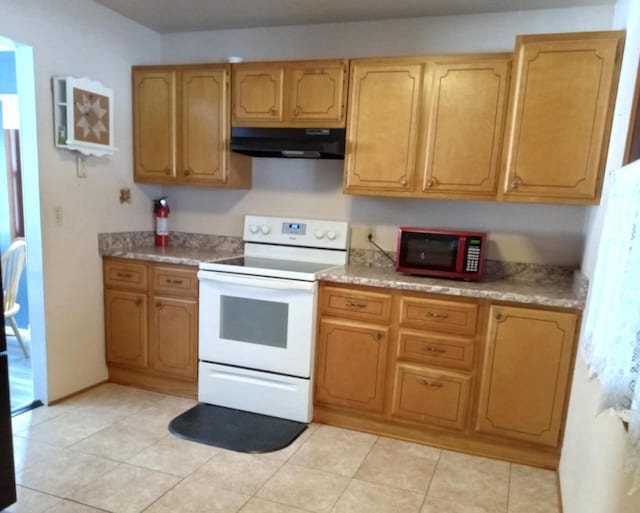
[{"left": 197, "top": 270, "right": 316, "bottom": 292}]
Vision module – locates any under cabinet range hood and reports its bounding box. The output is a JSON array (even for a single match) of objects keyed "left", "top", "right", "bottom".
[{"left": 230, "top": 127, "right": 346, "bottom": 159}]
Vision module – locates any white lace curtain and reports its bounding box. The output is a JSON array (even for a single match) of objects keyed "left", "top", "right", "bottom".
[{"left": 583, "top": 159, "right": 640, "bottom": 493}]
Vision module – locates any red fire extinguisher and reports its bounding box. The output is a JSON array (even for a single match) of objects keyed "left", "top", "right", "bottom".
[{"left": 154, "top": 197, "right": 170, "bottom": 247}]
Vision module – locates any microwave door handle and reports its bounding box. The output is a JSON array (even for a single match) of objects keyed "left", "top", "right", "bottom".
[
  {"left": 197, "top": 270, "right": 316, "bottom": 292},
  {"left": 456, "top": 236, "right": 467, "bottom": 273}
]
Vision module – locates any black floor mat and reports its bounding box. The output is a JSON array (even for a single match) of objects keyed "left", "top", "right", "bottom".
[{"left": 168, "top": 403, "right": 307, "bottom": 453}]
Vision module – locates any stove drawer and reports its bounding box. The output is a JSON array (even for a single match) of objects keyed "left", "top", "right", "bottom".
[
  {"left": 320, "top": 285, "right": 392, "bottom": 323},
  {"left": 198, "top": 362, "right": 312, "bottom": 423}
]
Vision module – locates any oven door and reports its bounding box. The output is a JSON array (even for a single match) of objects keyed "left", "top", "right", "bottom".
[{"left": 198, "top": 271, "right": 317, "bottom": 378}]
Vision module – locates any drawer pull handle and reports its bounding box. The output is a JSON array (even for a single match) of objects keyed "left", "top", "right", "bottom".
[
  {"left": 420, "top": 379, "right": 443, "bottom": 389},
  {"left": 345, "top": 300, "right": 366, "bottom": 308},
  {"left": 424, "top": 346, "right": 446, "bottom": 354},
  {"left": 116, "top": 272, "right": 133, "bottom": 279},
  {"left": 424, "top": 311, "right": 449, "bottom": 319},
  {"left": 167, "top": 279, "right": 184, "bottom": 285}
]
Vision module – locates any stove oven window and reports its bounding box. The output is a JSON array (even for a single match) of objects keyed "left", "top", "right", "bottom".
[{"left": 220, "top": 295, "right": 288, "bottom": 348}]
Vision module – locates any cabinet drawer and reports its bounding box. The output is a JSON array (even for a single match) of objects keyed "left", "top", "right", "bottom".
[
  {"left": 151, "top": 266, "right": 198, "bottom": 297},
  {"left": 399, "top": 296, "right": 478, "bottom": 335},
  {"left": 397, "top": 329, "right": 474, "bottom": 370},
  {"left": 392, "top": 364, "right": 471, "bottom": 430},
  {"left": 320, "top": 285, "right": 392, "bottom": 323},
  {"left": 104, "top": 259, "right": 148, "bottom": 291}
]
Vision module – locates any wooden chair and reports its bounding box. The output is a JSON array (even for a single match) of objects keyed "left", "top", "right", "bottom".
[{"left": 2, "top": 239, "right": 29, "bottom": 358}]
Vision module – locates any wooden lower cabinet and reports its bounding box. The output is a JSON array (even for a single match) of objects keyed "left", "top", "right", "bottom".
[
  {"left": 476, "top": 305, "right": 578, "bottom": 446},
  {"left": 391, "top": 364, "right": 471, "bottom": 430},
  {"left": 149, "top": 295, "right": 198, "bottom": 380},
  {"left": 104, "top": 290, "right": 148, "bottom": 369},
  {"left": 314, "top": 282, "right": 580, "bottom": 469},
  {"left": 103, "top": 258, "right": 198, "bottom": 397},
  {"left": 315, "top": 318, "right": 389, "bottom": 414}
]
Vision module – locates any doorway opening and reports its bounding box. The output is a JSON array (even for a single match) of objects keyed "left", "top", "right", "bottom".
[{"left": 0, "top": 35, "right": 47, "bottom": 413}]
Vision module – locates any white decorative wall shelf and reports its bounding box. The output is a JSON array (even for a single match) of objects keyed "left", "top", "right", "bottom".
[{"left": 52, "top": 76, "right": 117, "bottom": 157}]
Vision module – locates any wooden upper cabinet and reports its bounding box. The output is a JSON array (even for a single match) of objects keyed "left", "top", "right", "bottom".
[
  {"left": 500, "top": 31, "right": 624, "bottom": 204},
  {"left": 232, "top": 60, "right": 348, "bottom": 126},
  {"left": 344, "top": 60, "right": 424, "bottom": 194},
  {"left": 233, "top": 64, "right": 285, "bottom": 124},
  {"left": 288, "top": 62, "right": 347, "bottom": 124},
  {"left": 133, "top": 64, "right": 250, "bottom": 189},
  {"left": 179, "top": 68, "right": 229, "bottom": 185},
  {"left": 420, "top": 57, "right": 510, "bottom": 199},
  {"left": 476, "top": 305, "right": 578, "bottom": 447},
  {"left": 133, "top": 69, "right": 177, "bottom": 182}
]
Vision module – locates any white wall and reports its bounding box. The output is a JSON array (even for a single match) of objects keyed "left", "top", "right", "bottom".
[
  {"left": 160, "top": 5, "right": 615, "bottom": 265},
  {"left": 0, "top": 0, "right": 162, "bottom": 401},
  {"left": 559, "top": 0, "right": 640, "bottom": 512}
]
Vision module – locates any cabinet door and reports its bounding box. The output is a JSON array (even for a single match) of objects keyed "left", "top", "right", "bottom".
[
  {"left": 392, "top": 364, "right": 471, "bottom": 431},
  {"left": 421, "top": 58, "right": 510, "bottom": 198},
  {"left": 179, "top": 67, "right": 229, "bottom": 185},
  {"left": 104, "top": 290, "right": 148, "bottom": 369},
  {"left": 288, "top": 61, "right": 347, "bottom": 125},
  {"left": 315, "top": 318, "right": 389, "bottom": 414},
  {"left": 344, "top": 60, "right": 424, "bottom": 194},
  {"left": 476, "top": 305, "right": 577, "bottom": 446},
  {"left": 232, "top": 64, "right": 285, "bottom": 125},
  {"left": 501, "top": 32, "right": 623, "bottom": 203},
  {"left": 132, "top": 69, "right": 177, "bottom": 183},
  {"left": 149, "top": 296, "right": 198, "bottom": 380}
]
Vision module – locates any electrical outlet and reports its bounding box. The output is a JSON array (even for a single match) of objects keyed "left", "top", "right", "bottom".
[
  {"left": 364, "top": 225, "right": 377, "bottom": 242},
  {"left": 53, "top": 206, "right": 63, "bottom": 226}
]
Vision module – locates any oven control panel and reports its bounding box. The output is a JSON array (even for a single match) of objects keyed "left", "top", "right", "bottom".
[{"left": 244, "top": 215, "right": 350, "bottom": 250}]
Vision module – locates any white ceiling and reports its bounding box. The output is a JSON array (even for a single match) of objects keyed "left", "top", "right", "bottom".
[{"left": 92, "top": 0, "right": 612, "bottom": 33}]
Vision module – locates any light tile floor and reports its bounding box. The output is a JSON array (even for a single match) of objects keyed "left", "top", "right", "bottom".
[{"left": 7, "top": 383, "right": 561, "bottom": 513}]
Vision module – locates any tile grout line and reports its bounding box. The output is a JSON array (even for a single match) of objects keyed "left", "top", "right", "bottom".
[
  {"left": 506, "top": 462, "right": 513, "bottom": 513},
  {"left": 417, "top": 447, "right": 444, "bottom": 512},
  {"left": 326, "top": 433, "right": 381, "bottom": 513}
]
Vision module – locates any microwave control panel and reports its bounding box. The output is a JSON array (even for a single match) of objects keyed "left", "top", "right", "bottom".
[{"left": 464, "top": 237, "right": 483, "bottom": 273}]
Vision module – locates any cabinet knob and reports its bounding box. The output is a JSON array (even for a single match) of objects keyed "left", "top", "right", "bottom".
[
  {"left": 135, "top": 299, "right": 143, "bottom": 306},
  {"left": 164, "top": 168, "right": 172, "bottom": 175},
  {"left": 156, "top": 302, "right": 164, "bottom": 309},
  {"left": 270, "top": 108, "right": 277, "bottom": 116},
  {"left": 400, "top": 178, "right": 409, "bottom": 187},
  {"left": 374, "top": 332, "right": 382, "bottom": 341},
  {"left": 184, "top": 169, "right": 192, "bottom": 176},
  {"left": 509, "top": 177, "right": 522, "bottom": 190},
  {"left": 293, "top": 106, "right": 301, "bottom": 117},
  {"left": 425, "top": 177, "right": 436, "bottom": 188},
  {"left": 495, "top": 312, "right": 505, "bottom": 322}
]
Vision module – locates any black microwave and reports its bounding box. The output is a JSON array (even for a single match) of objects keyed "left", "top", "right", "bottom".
[{"left": 395, "top": 227, "right": 486, "bottom": 281}]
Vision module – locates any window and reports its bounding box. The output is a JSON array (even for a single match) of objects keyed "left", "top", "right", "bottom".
[{"left": 583, "top": 159, "right": 640, "bottom": 492}]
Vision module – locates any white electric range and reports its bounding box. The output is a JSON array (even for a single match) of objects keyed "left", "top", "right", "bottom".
[{"left": 197, "top": 215, "right": 350, "bottom": 422}]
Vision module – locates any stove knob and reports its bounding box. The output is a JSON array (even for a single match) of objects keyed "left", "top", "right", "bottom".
[
  {"left": 315, "top": 229, "right": 325, "bottom": 239},
  {"left": 260, "top": 225, "right": 271, "bottom": 235},
  {"left": 249, "top": 224, "right": 259, "bottom": 234},
  {"left": 327, "top": 231, "right": 337, "bottom": 241}
]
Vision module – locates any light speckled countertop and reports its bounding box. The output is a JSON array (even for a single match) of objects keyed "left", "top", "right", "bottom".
[
  {"left": 100, "top": 245, "right": 242, "bottom": 267},
  {"left": 98, "top": 232, "right": 587, "bottom": 310},
  {"left": 318, "top": 264, "right": 587, "bottom": 310}
]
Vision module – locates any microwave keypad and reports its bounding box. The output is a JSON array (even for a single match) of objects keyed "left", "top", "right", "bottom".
[{"left": 465, "top": 239, "right": 482, "bottom": 273}]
